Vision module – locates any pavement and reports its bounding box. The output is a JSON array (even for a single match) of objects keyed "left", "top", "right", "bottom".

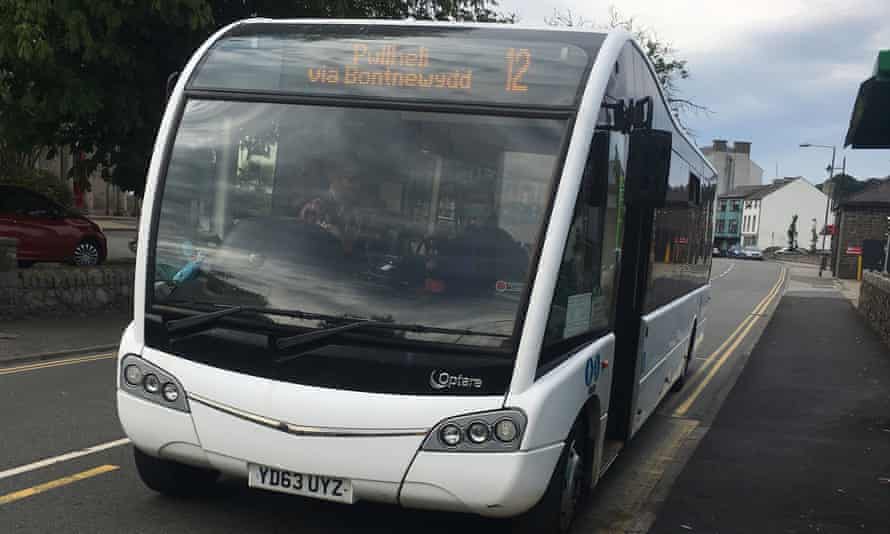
[
  {"left": 92, "top": 216, "right": 138, "bottom": 263},
  {"left": 91, "top": 216, "right": 139, "bottom": 233},
  {"left": 0, "top": 311, "right": 130, "bottom": 363},
  {"left": 649, "top": 264, "right": 890, "bottom": 534},
  {"left": 836, "top": 277, "right": 862, "bottom": 308}
]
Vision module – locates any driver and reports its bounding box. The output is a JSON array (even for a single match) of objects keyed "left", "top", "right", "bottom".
[{"left": 299, "top": 161, "right": 362, "bottom": 253}]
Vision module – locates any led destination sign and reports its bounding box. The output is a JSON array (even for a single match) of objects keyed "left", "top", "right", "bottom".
[
  {"left": 190, "top": 29, "right": 594, "bottom": 106},
  {"left": 307, "top": 44, "right": 473, "bottom": 91}
]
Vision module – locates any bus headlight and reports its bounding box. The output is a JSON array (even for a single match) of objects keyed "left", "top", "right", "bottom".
[
  {"left": 119, "top": 354, "right": 190, "bottom": 413},
  {"left": 423, "top": 409, "right": 526, "bottom": 452},
  {"left": 440, "top": 424, "right": 462, "bottom": 446},
  {"left": 162, "top": 383, "right": 180, "bottom": 402},
  {"left": 494, "top": 419, "right": 518, "bottom": 442},
  {"left": 124, "top": 364, "right": 143, "bottom": 386},
  {"left": 467, "top": 422, "right": 490, "bottom": 444},
  {"left": 143, "top": 374, "right": 161, "bottom": 394}
]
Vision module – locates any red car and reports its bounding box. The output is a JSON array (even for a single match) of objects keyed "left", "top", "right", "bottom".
[{"left": 0, "top": 185, "right": 107, "bottom": 266}]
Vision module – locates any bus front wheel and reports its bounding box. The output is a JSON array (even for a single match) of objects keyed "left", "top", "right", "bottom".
[
  {"left": 512, "top": 420, "right": 588, "bottom": 534},
  {"left": 133, "top": 448, "right": 219, "bottom": 497}
]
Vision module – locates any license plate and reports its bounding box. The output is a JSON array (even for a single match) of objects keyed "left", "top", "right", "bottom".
[{"left": 248, "top": 464, "right": 353, "bottom": 504}]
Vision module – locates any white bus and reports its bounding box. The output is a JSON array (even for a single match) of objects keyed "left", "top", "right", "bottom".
[{"left": 118, "top": 19, "right": 716, "bottom": 533}]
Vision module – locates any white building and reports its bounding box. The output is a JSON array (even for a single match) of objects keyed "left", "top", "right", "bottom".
[
  {"left": 737, "top": 177, "right": 831, "bottom": 250},
  {"left": 701, "top": 139, "right": 765, "bottom": 197}
]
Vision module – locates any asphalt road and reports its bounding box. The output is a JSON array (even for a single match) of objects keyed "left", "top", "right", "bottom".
[{"left": 0, "top": 258, "right": 783, "bottom": 533}]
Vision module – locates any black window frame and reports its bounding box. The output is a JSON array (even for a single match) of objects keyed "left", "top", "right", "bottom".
[
  {"left": 536, "top": 129, "right": 616, "bottom": 376},
  {"left": 688, "top": 173, "right": 701, "bottom": 206}
]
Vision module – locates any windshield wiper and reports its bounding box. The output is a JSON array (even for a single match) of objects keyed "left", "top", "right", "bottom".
[
  {"left": 161, "top": 303, "right": 345, "bottom": 336},
  {"left": 158, "top": 302, "right": 512, "bottom": 354},
  {"left": 275, "top": 319, "right": 510, "bottom": 351}
]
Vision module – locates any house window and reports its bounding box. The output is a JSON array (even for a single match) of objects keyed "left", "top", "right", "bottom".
[
  {"left": 716, "top": 220, "right": 725, "bottom": 233},
  {"left": 719, "top": 201, "right": 727, "bottom": 212},
  {"left": 731, "top": 200, "right": 741, "bottom": 212},
  {"left": 728, "top": 220, "right": 738, "bottom": 233},
  {"left": 688, "top": 174, "right": 701, "bottom": 205}
]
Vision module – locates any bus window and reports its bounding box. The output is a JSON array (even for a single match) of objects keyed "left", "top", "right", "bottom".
[{"left": 540, "top": 131, "right": 621, "bottom": 365}]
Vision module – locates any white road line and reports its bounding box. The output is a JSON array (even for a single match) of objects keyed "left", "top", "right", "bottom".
[
  {"left": 716, "top": 263, "right": 735, "bottom": 279},
  {"left": 0, "top": 438, "right": 130, "bottom": 481}
]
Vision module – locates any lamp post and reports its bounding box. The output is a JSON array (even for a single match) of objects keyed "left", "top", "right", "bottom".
[{"left": 800, "top": 143, "right": 837, "bottom": 253}]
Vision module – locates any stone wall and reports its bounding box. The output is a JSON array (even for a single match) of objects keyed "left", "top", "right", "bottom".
[
  {"left": 858, "top": 271, "right": 890, "bottom": 348},
  {"left": 0, "top": 238, "right": 135, "bottom": 318},
  {"left": 834, "top": 207, "right": 890, "bottom": 279}
]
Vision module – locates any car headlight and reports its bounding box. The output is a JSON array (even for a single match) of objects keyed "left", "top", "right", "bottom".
[
  {"left": 119, "top": 354, "right": 189, "bottom": 412},
  {"left": 422, "top": 409, "right": 526, "bottom": 452}
]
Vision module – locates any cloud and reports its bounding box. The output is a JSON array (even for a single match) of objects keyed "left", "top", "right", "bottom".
[{"left": 499, "top": 0, "right": 890, "bottom": 181}]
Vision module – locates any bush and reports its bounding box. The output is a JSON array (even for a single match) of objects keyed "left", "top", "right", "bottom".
[{"left": 0, "top": 167, "right": 73, "bottom": 208}]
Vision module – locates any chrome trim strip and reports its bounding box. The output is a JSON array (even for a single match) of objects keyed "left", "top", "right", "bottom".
[{"left": 188, "top": 393, "right": 429, "bottom": 438}]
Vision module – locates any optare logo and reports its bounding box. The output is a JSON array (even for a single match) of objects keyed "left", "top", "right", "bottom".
[{"left": 429, "top": 370, "right": 483, "bottom": 390}]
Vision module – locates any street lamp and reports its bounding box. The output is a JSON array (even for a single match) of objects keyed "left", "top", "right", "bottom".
[{"left": 799, "top": 143, "right": 837, "bottom": 253}]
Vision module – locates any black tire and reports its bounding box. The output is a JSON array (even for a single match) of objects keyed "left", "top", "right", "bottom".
[
  {"left": 72, "top": 239, "right": 102, "bottom": 266},
  {"left": 133, "top": 448, "right": 219, "bottom": 497},
  {"left": 512, "top": 421, "right": 588, "bottom": 534},
  {"left": 671, "top": 323, "right": 697, "bottom": 393}
]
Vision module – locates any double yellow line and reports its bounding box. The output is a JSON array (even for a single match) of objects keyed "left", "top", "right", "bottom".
[
  {"left": 674, "top": 266, "right": 787, "bottom": 416},
  {"left": 0, "top": 465, "right": 119, "bottom": 506},
  {"left": 0, "top": 352, "right": 116, "bottom": 376}
]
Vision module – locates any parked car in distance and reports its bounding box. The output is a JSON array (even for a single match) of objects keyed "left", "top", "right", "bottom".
[
  {"left": 727, "top": 245, "right": 743, "bottom": 258},
  {"left": 0, "top": 185, "right": 107, "bottom": 266},
  {"left": 713, "top": 247, "right": 722, "bottom": 257},
  {"left": 776, "top": 247, "right": 806, "bottom": 255},
  {"left": 741, "top": 246, "right": 764, "bottom": 260}
]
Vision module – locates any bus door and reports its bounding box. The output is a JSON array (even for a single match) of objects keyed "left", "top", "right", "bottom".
[{"left": 606, "top": 125, "right": 672, "bottom": 442}]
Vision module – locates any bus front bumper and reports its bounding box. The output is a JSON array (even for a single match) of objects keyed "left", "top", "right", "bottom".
[
  {"left": 400, "top": 444, "right": 563, "bottom": 517},
  {"left": 118, "top": 390, "right": 560, "bottom": 518}
]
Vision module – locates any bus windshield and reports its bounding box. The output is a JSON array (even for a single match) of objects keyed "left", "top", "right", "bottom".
[{"left": 150, "top": 100, "right": 568, "bottom": 349}]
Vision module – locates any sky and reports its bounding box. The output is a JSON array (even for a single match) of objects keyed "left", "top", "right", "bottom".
[{"left": 497, "top": 0, "right": 890, "bottom": 184}]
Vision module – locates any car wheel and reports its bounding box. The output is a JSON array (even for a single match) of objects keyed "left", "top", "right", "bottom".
[
  {"left": 133, "top": 448, "right": 219, "bottom": 497},
  {"left": 72, "top": 240, "right": 101, "bottom": 266},
  {"left": 513, "top": 421, "right": 588, "bottom": 534}
]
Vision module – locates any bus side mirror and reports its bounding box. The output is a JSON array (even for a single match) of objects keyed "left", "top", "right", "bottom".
[
  {"left": 582, "top": 131, "right": 610, "bottom": 205},
  {"left": 625, "top": 128, "right": 672, "bottom": 208}
]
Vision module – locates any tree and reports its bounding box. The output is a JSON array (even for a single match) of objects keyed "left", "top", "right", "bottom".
[
  {"left": 0, "top": 1, "right": 511, "bottom": 197},
  {"left": 545, "top": 7, "right": 707, "bottom": 128},
  {"left": 788, "top": 214, "right": 799, "bottom": 250},
  {"left": 0, "top": 0, "right": 214, "bottom": 195},
  {"left": 810, "top": 218, "right": 818, "bottom": 253},
  {"left": 819, "top": 174, "right": 890, "bottom": 208}
]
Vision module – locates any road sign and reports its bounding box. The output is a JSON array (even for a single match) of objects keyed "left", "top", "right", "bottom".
[{"left": 846, "top": 246, "right": 862, "bottom": 255}]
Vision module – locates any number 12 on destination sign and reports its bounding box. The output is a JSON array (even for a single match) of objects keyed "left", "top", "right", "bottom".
[{"left": 505, "top": 48, "right": 531, "bottom": 92}]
